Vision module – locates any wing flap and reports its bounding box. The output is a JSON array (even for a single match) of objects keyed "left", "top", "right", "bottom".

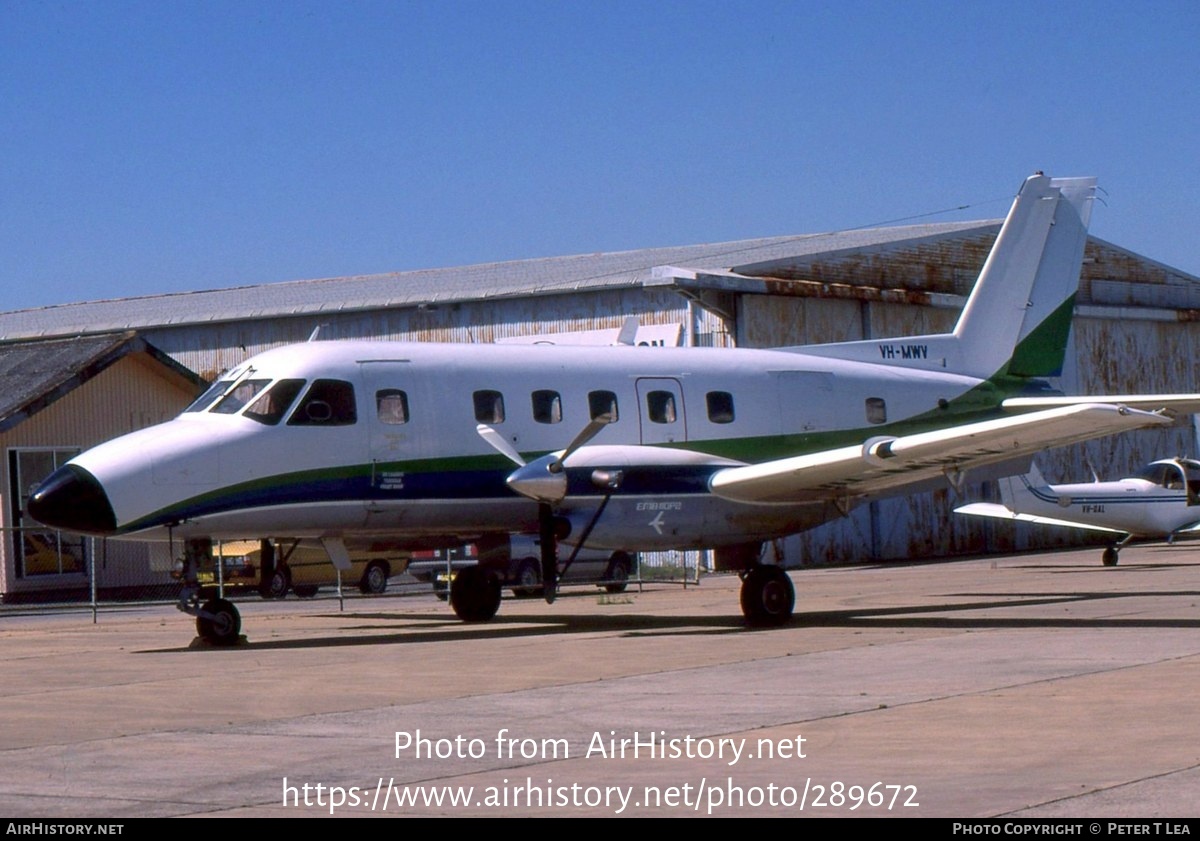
[
  {"left": 709, "top": 403, "right": 1173, "bottom": 504},
  {"left": 1004, "top": 394, "right": 1200, "bottom": 417}
]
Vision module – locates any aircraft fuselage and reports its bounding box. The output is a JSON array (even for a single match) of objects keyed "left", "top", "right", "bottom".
[{"left": 31, "top": 338, "right": 1003, "bottom": 552}]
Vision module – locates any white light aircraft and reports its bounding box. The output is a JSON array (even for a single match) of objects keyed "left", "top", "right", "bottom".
[
  {"left": 955, "top": 457, "right": 1200, "bottom": 565},
  {"left": 28, "top": 173, "right": 1200, "bottom": 644}
]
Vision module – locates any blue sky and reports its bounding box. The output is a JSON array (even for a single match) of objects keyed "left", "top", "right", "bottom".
[{"left": 3, "top": 0, "right": 1198, "bottom": 311}]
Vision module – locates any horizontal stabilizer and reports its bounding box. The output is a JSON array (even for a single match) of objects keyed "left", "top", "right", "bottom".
[
  {"left": 709, "top": 403, "right": 1172, "bottom": 504},
  {"left": 953, "top": 502, "right": 1128, "bottom": 535}
]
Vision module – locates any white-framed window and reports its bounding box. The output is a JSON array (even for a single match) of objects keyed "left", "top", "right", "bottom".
[{"left": 8, "top": 448, "right": 87, "bottom": 578}]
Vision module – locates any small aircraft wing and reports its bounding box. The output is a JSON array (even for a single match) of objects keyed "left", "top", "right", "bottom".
[
  {"left": 709, "top": 403, "right": 1173, "bottom": 504},
  {"left": 952, "top": 502, "right": 1129, "bottom": 535}
]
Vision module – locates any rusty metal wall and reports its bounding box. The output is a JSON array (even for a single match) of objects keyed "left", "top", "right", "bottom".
[{"left": 142, "top": 287, "right": 699, "bottom": 380}]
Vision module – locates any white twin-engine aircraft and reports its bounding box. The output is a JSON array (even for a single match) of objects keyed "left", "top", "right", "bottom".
[
  {"left": 28, "top": 173, "right": 1200, "bottom": 644},
  {"left": 956, "top": 457, "right": 1200, "bottom": 566}
]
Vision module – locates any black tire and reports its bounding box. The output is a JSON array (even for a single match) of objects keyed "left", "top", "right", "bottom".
[
  {"left": 293, "top": 584, "right": 319, "bottom": 598},
  {"left": 740, "top": 565, "right": 795, "bottom": 627},
  {"left": 603, "top": 552, "right": 631, "bottom": 593},
  {"left": 195, "top": 598, "right": 241, "bottom": 646},
  {"left": 359, "top": 560, "right": 390, "bottom": 595},
  {"left": 450, "top": 565, "right": 502, "bottom": 622},
  {"left": 263, "top": 567, "right": 290, "bottom": 600},
  {"left": 1102, "top": 547, "right": 1119, "bottom": 566},
  {"left": 511, "top": 558, "right": 543, "bottom": 598}
]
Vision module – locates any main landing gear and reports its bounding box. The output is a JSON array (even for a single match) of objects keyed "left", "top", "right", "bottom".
[
  {"left": 449, "top": 565, "right": 502, "bottom": 622},
  {"left": 739, "top": 564, "right": 795, "bottom": 627},
  {"left": 1101, "top": 534, "right": 1134, "bottom": 566}
]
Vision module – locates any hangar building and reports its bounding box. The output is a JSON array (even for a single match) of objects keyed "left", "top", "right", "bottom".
[{"left": 2, "top": 218, "right": 1197, "bottom": 600}]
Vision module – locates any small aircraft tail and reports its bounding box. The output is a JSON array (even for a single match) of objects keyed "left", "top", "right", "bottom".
[
  {"left": 996, "top": 461, "right": 1049, "bottom": 511},
  {"left": 954, "top": 461, "right": 1063, "bottom": 524},
  {"left": 794, "top": 173, "right": 1097, "bottom": 382}
]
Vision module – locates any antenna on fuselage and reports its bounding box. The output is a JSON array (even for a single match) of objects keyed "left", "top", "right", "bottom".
[{"left": 308, "top": 324, "right": 329, "bottom": 342}]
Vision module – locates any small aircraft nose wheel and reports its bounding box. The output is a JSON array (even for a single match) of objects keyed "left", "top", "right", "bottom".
[
  {"left": 1101, "top": 546, "right": 1119, "bottom": 567},
  {"left": 195, "top": 598, "right": 242, "bottom": 646},
  {"left": 740, "top": 565, "right": 795, "bottom": 627}
]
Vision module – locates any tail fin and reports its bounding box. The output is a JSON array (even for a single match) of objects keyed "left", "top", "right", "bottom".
[
  {"left": 793, "top": 173, "right": 1097, "bottom": 381},
  {"left": 997, "top": 460, "right": 1049, "bottom": 509},
  {"left": 953, "top": 174, "right": 1096, "bottom": 378}
]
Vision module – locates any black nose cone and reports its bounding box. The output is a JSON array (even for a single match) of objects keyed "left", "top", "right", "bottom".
[{"left": 27, "top": 465, "right": 117, "bottom": 535}]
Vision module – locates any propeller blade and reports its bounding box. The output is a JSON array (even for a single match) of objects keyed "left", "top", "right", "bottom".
[
  {"left": 551, "top": 417, "right": 611, "bottom": 472},
  {"left": 477, "top": 424, "right": 525, "bottom": 466},
  {"left": 539, "top": 503, "right": 557, "bottom": 604}
]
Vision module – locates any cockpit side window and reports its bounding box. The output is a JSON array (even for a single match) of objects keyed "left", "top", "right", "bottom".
[
  {"left": 1134, "top": 463, "right": 1169, "bottom": 485},
  {"left": 243, "top": 379, "right": 307, "bottom": 425},
  {"left": 288, "top": 379, "right": 358, "bottom": 426},
  {"left": 1165, "top": 466, "right": 1186, "bottom": 490},
  {"left": 212, "top": 379, "right": 271, "bottom": 415}
]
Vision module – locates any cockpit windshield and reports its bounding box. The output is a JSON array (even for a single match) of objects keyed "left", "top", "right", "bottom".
[
  {"left": 1133, "top": 460, "right": 1200, "bottom": 495},
  {"left": 212, "top": 379, "right": 272, "bottom": 415},
  {"left": 243, "top": 379, "right": 306, "bottom": 425},
  {"left": 183, "top": 378, "right": 234, "bottom": 413}
]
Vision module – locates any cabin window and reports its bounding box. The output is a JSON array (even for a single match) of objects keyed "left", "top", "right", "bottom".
[
  {"left": 865, "top": 397, "right": 887, "bottom": 425},
  {"left": 474, "top": 390, "right": 505, "bottom": 424},
  {"left": 706, "top": 391, "right": 735, "bottom": 424},
  {"left": 646, "top": 390, "right": 676, "bottom": 424},
  {"left": 8, "top": 449, "right": 86, "bottom": 578},
  {"left": 531, "top": 390, "right": 562, "bottom": 424},
  {"left": 377, "top": 389, "right": 410, "bottom": 425},
  {"left": 212, "top": 379, "right": 271, "bottom": 415},
  {"left": 588, "top": 390, "right": 619, "bottom": 423},
  {"left": 243, "top": 379, "right": 306, "bottom": 425},
  {"left": 288, "top": 379, "right": 357, "bottom": 426}
]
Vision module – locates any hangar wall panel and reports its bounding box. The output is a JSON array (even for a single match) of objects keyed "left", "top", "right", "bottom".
[
  {"left": 143, "top": 288, "right": 698, "bottom": 380},
  {"left": 0, "top": 355, "right": 195, "bottom": 598}
]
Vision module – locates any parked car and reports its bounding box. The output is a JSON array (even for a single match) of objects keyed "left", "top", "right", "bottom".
[
  {"left": 411, "top": 537, "right": 636, "bottom": 599},
  {"left": 174, "top": 540, "right": 407, "bottom": 599}
]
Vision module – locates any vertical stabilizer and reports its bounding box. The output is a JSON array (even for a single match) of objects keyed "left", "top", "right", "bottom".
[
  {"left": 791, "top": 173, "right": 1097, "bottom": 382},
  {"left": 953, "top": 174, "right": 1096, "bottom": 378}
]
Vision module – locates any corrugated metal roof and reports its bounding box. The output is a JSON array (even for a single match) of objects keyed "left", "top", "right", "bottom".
[
  {"left": 0, "top": 221, "right": 997, "bottom": 341},
  {"left": 0, "top": 333, "right": 204, "bottom": 432}
]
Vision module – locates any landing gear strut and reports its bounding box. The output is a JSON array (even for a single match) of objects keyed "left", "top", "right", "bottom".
[
  {"left": 739, "top": 565, "right": 795, "bottom": 627},
  {"left": 177, "top": 537, "right": 244, "bottom": 646}
]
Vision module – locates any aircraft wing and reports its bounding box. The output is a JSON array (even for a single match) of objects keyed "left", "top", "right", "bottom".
[
  {"left": 1003, "top": 394, "right": 1200, "bottom": 417},
  {"left": 708, "top": 403, "right": 1173, "bottom": 504},
  {"left": 952, "top": 502, "right": 1129, "bottom": 535}
]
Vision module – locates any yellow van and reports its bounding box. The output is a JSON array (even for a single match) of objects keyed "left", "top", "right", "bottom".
[{"left": 178, "top": 540, "right": 407, "bottom": 599}]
